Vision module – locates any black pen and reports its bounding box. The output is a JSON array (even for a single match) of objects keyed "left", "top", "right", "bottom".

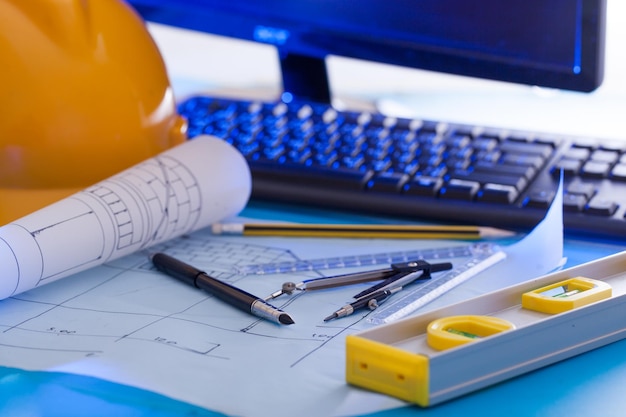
[
  {"left": 323, "top": 287, "right": 402, "bottom": 322},
  {"left": 151, "top": 253, "right": 295, "bottom": 325}
]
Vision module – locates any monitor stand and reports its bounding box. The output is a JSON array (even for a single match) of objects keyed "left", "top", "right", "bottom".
[{"left": 280, "top": 53, "right": 331, "bottom": 104}]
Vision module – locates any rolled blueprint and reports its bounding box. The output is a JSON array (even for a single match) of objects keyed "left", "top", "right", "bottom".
[{"left": 0, "top": 136, "right": 251, "bottom": 299}]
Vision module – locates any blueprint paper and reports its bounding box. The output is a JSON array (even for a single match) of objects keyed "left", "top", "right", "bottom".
[
  {"left": 0, "top": 233, "right": 429, "bottom": 416},
  {"left": 499, "top": 176, "right": 565, "bottom": 280},
  {"left": 0, "top": 183, "right": 564, "bottom": 417},
  {"left": 407, "top": 176, "right": 565, "bottom": 311},
  {"left": 0, "top": 136, "right": 251, "bottom": 300}
]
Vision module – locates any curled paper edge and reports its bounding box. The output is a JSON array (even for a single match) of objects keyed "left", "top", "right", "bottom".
[{"left": 0, "top": 136, "right": 251, "bottom": 299}]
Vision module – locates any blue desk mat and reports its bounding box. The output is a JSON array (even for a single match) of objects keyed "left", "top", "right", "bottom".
[
  {"left": 2, "top": 201, "right": 624, "bottom": 417},
  {"left": 3, "top": 336, "right": 626, "bottom": 417}
]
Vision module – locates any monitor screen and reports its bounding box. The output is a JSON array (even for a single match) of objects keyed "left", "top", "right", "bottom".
[{"left": 126, "top": 0, "right": 606, "bottom": 103}]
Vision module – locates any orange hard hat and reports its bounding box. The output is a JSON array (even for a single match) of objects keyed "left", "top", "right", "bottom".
[{"left": 0, "top": 0, "right": 187, "bottom": 224}]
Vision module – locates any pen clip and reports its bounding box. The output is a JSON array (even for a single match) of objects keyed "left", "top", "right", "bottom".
[
  {"left": 353, "top": 270, "right": 425, "bottom": 299},
  {"left": 354, "top": 260, "right": 453, "bottom": 299},
  {"left": 390, "top": 259, "right": 431, "bottom": 274}
]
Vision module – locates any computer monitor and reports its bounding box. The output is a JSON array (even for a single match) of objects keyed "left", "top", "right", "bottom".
[{"left": 127, "top": 0, "right": 606, "bottom": 104}]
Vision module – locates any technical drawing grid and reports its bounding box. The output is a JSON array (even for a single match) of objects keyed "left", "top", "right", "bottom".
[
  {"left": 0, "top": 217, "right": 562, "bottom": 417},
  {"left": 0, "top": 228, "right": 381, "bottom": 367}
]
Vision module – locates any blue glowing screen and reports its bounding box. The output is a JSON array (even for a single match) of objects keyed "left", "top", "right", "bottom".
[{"left": 128, "top": 0, "right": 605, "bottom": 92}]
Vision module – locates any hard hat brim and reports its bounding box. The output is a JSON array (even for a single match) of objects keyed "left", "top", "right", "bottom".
[{"left": 0, "top": 187, "right": 81, "bottom": 225}]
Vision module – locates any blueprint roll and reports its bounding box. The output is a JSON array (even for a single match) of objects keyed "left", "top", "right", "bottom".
[{"left": 0, "top": 136, "right": 251, "bottom": 299}]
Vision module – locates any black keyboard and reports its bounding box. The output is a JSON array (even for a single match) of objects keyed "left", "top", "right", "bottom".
[{"left": 179, "top": 95, "right": 626, "bottom": 239}]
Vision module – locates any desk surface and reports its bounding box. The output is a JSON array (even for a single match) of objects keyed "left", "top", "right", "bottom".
[
  {"left": 2, "top": 2, "right": 626, "bottom": 416},
  {"left": 1, "top": 200, "right": 625, "bottom": 417}
]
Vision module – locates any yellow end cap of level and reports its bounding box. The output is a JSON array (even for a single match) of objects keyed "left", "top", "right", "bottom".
[
  {"left": 346, "top": 335, "right": 430, "bottom": 407},
  {"left": 522, "top": 277, "right": 612, "bottom": 314},
  {"left": 426, "top": 315, "right": 515, "bottom": 351}
]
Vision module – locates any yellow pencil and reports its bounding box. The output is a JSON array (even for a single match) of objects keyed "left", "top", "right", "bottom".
[{"left": 211, "top": 222, "right": 516, "bottom": 240}]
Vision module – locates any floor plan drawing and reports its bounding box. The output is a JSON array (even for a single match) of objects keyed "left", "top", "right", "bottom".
[{"left": 0, "top": 226, "right": 485, "bottom": 416}]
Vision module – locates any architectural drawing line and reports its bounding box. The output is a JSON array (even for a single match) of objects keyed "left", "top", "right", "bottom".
[
  {"left": 0, "top": 342, "right": 102, "bottom": 355},
  {"left": 290, "top": 316, "right": 367, "bottom": 368},
  {"left": 30, "top": 209, "right": 94, "bottom": 236},
  {"left": 2, "top": 304, "right": 58, "bottom": 334},
  {"left": 150, "top": 156, "right": 175, "bottom": 242},
  {"left": 0, "top": 234, "right": 22, "bottom": 296},
  {"left": 5, "top": 267, "right": 127, "bottom": 333},
  {"left": 114, "top": 290, "right": 212, "bottom": 343},
  {"left": 3, "top": 291, "right": 337, "bottom": 346}
]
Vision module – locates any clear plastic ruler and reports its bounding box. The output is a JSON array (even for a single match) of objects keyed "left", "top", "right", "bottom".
[
  {"left": 236, "top": 242, "right": 502, "bottom": 275},
  {"left": 366, "top": 245, "right": 506, "bottom": 325}
]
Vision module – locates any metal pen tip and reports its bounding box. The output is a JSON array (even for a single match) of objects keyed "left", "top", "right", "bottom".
[
  {"left": 279, "top": 313, "right": 295, "bottom": 325},
  {"left": 323, "top": 313, "right": 338, "bottom": 322}
]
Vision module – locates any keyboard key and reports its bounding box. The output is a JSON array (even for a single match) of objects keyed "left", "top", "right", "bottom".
[
  {"left": 552, "top": 159, "right": 582, "bottom": 176},
  {"left": 563, "top": 147, "right": 591, "bottom": 160},
  {"left": 563, "top": 194, "right": 587, "bottom": 212},
  {"left": 473, "top": 161, "right": 536, "bottom": 180},
  {"left": 501, "top": 153, "right": 545, "bottom": 169},
  {"left": 569, "top": 139, "right": 599, "bottom": 150},
  {"left": 445, "top": 132, "right": 472, "bottom": 148},
  {"left": 598, "top": 141, "right": 626, "bottom": 152},
  {"left": 404, "top": 176, "right": 443, "bottom": 197},
  {"left": 506, "top": 135, "right": 529, "bottom": 144},
  {"left": 367, "top": 172, "right": 410, "bottom": 192},
  {"left": 287, "top": 148, "right": 313, "bottom": 164},
  {"left": 446, "top": 157, "right": 472, "bottom": 170},
  {"left": 533, "top": 136, "right": 560, "bottom": 148},
  {"left": 585, "top": 196, "right": 618, "bottom": 216},
  {"left": 419, "top": 164, "right": 447, "bottom": 178},
  {"left": 472, "top": 136, "right": 499, "bottom": 151},
  {"left": 566, "top": 182, "right": 596, "bottom": 199},
  {"left": 581, "top": 161, "right": 611, "bottom": 179},
  {"left": 611, "top": 163, "right": 626, "bottom": 181},
  {"left": 499, "top": 141, "right": 553, "bottom": 158},
  {"left": 440, "top": 179, "right": 480, "bottom": 200},
  {"left": 479, "top": 184, "right": 518, "bottom": 204},
  {"left": 524, "top": 190, "right": 555, "bottom": 209},
  {"left": 590, "top": 149, "right": 619, "bottom": 164},
  {"left": 450, "top": 169, "right": 527, "bottom": 191}
]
